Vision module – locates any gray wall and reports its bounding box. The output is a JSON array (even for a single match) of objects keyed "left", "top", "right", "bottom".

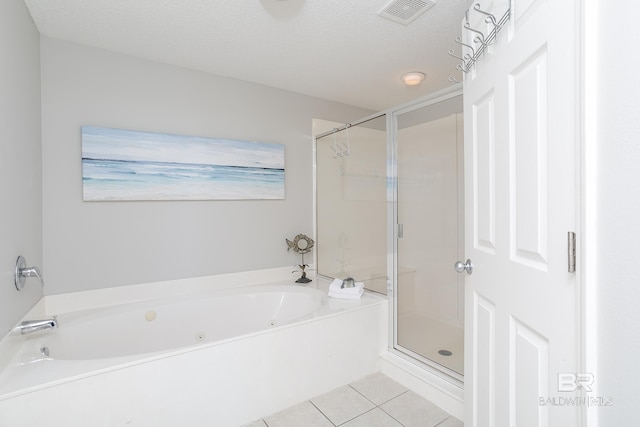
[
  {"left": 41, "top": 38, "right": 372, "bottom": 295},
  {"left": 0, "top": 1, "right": 43, "bottom": 332}
]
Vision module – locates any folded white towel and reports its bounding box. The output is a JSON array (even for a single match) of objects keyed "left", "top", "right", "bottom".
[
  {"left": 329, "top": 278, "right": 342, "bottom": 288},
  {"left": 329, "top": 278, "right": 365, "bottom": 295},
  {"left": 329, "top": 288, "right": 364, "bottom": 300}
]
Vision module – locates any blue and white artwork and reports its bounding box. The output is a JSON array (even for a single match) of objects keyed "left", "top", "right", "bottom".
[{"left": 81, "top": 126, "right": 285, "bottom": 201}]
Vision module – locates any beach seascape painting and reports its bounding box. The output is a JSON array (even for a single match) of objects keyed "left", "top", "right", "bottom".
[{"left": 81, "top": 127, "right": 285, "bottom": 201}]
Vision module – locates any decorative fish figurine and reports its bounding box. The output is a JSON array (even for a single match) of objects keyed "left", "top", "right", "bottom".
[{"left": 286, "top": 234, "right": 314, "bottom": 254}]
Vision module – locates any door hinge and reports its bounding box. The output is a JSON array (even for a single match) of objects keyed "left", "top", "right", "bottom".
[
  {"left": 398, "top": 223, "right": 404, "bottom": 239},
  {"left": 568, "top": 231, "right": 576, "bottom": 273}
]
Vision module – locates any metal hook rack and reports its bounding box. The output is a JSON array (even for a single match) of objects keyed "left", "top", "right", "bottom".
[{"left": 447, "top": 1, "right": 511, "bottom": 82}]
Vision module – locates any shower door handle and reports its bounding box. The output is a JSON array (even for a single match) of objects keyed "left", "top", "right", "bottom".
[{"left": 454, "top": 259, "right": 473, "bottom": 275}]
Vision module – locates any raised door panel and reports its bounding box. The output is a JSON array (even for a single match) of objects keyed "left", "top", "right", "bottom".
[
  {"left": 472, "top": 92, "right": 497, "bottom": 254},
  {"left": 509, "top": 48, "right": 549, "bottom": 270}
]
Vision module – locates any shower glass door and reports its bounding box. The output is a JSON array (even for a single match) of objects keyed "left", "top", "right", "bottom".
[
  {"left": 394, "top": 94, "right": 464, "bottom": 378},
  {"left": 315, "top": 115, "right": 388, "bottom": 293}
]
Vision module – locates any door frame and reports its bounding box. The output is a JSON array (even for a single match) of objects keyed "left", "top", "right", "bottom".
[{"left": 580, "top": 0, "right": 597, "bottom": 425}]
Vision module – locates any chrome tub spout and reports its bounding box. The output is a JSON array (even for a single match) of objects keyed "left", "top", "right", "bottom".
[{"left": 17, "top": 316, "right": 58, "bottom": 335}]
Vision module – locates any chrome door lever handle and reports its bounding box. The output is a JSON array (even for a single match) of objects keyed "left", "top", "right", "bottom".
[{"left": 454, "top": 259, "right": 473, "bottom": 275}]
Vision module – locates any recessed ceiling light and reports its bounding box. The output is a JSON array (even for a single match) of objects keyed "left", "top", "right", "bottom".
[{"left": 401, "top": 71, "right": 426, "bottom": 86}]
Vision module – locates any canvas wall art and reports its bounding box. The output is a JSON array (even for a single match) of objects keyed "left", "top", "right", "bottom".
[{"left": 81, "top": 126, "right": 285, "bottom": 201}]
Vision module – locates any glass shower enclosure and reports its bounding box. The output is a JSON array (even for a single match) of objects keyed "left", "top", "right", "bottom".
[
  {"left": 315, "top": 89, "right": 464, "bottom": 382},
  {"left": 315, "top": 114, "right": 388, "bottom": 293}
]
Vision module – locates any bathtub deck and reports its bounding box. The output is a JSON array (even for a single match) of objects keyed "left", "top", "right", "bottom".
[{"left": 246, "top": 373, "right": 463, "bottom": 427}]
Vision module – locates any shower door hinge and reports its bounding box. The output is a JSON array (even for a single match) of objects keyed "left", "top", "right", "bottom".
[
  {"left": 568, "top": 231, "right": 576, "bottom": 273},
  {"left": 398, "top": 224, "right": 404, "bottom": 239}
]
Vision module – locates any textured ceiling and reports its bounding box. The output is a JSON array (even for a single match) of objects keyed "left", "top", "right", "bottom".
[{"left": 24, "top": 0, "right": 472, "bottom": 111}]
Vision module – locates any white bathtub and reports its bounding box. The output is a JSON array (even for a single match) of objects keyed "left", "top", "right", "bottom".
[
  {"left": 0, "top": 269, "right": 387, "bottom": 426},
  {"left": 37, "top": 285, "right": 324, "bottom": 360}
]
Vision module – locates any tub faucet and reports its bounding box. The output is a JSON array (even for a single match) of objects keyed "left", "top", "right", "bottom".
[{"left": 17, "top": 316, "right": 58, "bottom": 335}]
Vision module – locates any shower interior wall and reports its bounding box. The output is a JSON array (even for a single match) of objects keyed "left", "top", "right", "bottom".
[{"left": 396, "top": 112, "right": 464, "bottom": 328}]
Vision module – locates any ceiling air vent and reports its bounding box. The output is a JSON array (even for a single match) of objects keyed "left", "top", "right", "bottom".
[{"left": 378, "top": 0, "right": 436, "bottom": 25}]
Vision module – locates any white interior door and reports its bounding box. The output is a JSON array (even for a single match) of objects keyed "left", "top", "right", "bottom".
[{"left": 463, "top": 0, "right": 579, "bottom": 426}]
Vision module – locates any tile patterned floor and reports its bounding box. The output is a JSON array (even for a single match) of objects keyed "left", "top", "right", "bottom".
[{"left": 243, "top": 373, "right": 463, "bottom": 427}]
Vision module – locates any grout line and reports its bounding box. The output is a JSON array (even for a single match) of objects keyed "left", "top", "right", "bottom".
[
  {"left": 380, "top": 389, "right": 411, "bottom": 406},
  {"left": 347, "top": 385, "right": 412, "bottom": 427},
  {"left": 309, "top": 399, "right": 338, "bottom": 426},
  {"left": 434, "top": 415, "right": 461, "bottom": 426},
  {"left": 347, "top": 384, "right": 378, "bottom": 406},
  {"left": 377, "top": 403, "right": 409, "bottom": 427},
  {"left": 258, "top": 376, "right": 459, "bottom": 427},
  {"left": 335, "top": 407, "right": 379, "bottom": 427},
  {"left": 433, "top": 416, "right": 447, "bottom": 426},
  {"left": 347, "top": 383, "right": 410, "bottom": 407}
]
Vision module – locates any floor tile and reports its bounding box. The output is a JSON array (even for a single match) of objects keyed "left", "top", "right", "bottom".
[
  {"left": 310, "top": 385, "right": 376, "bottom": 425},
  {"left": 350, "top": 372, "right": 408, "bottom": 405},
  {"left": 341, "top": 407, "right": 404, "bottom": 427},
  {"left": 435, "top": 416, "right": 464, "bottom": 427},
  {"left": 263, "top": 401, "right": 333, "bottom": 427},
  {"left": 380, "top": 391, "right": 450, "bottom": 427}
]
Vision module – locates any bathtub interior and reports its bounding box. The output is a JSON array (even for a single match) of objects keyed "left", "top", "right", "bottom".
[
  {"left": 35, "top": 285, "right": 326, "bottom": 360},
  {"left": 0, "top": 273, "right": 387, "bottom": 402}
]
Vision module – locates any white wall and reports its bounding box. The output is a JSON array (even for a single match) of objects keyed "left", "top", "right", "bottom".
[
  {"left": 40, "top": 38, "right": 372, "bottom": 295},
  {"left": 0, "top": 1, "right": 43, "bottom": 332},
  {"left": 594, "top": 1, "right": 640, "bottom": 424}
]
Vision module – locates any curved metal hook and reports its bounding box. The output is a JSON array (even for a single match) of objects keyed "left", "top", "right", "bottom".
[
  {"left": 456, "top": 63, "right": 470, "bottom": 74},
  {"left": 455, "top": 36, "right": 476, "bottom": 57},
  {"left": 485, "top": 15, "right": 502, "bottom": 33},
  {"left": 473, "top": 3, "right": 497, "bottom": 26},
  {"left": 448, "top": 48, "right": 465, "bottom": 62},
  {"left": 464, "top": 22, "right": 486, "bottom": 46}
]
